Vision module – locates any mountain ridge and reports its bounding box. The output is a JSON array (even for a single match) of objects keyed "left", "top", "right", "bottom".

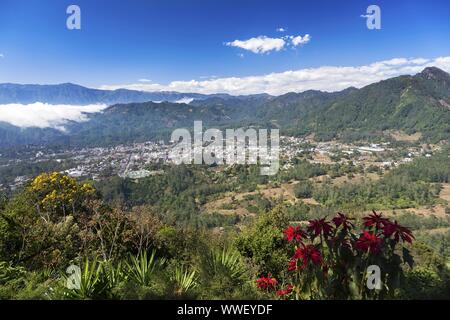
[
  {"left": 0, "top": 82, "right": 225, "bottom": 105},
  {"left": 0, "top": 67, "right": 449, "bottom": 148}
]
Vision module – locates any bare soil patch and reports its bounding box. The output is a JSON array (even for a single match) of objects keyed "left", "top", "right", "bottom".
[{"left": 390, "top": 130, "right": 422, "bottom": 142}]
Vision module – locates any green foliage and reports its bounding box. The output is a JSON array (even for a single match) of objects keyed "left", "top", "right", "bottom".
[
  {"left": 313, "top": 172, "right": 440, "bottom": 211},
  {"left": 294, "top": 181, "right": 313, "bottom": 199},
  {"left": 397, "top": 267, "right": 450, "bottom": 299},
  {"left": 235, "top": 206, "right": 290, "bottom": 276},
  {"left": 0, "top": 261, "right": 27, "bottom": 285},
  {"left": 277, "top": 160, "right": 327, "bottom": 182},
  {"left": 126, "top": 251, "right": 165, "bottom": 287},
  {"left": 205, "top": 248, "right": 246, "bottom": 280},
  {"left": 171, "top": 266, "right": 199, "bottom": 298},
  {"left": 1, "top": 147, "right": 449, "bottom": 300},
  {"left": 391, "top": 150, "right": 450, "bottom": 183},
  {"left": 63, "top": 259, "right": 110, "bottom": 300}
]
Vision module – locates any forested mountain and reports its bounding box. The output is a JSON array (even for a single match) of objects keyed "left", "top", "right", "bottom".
[
  {"left": 0, "top": 83, "right": 215, "bottom": 105},
  {"left": 307, "top": 67, "right": 450, "bottom": 141},
  {"left": 0, "top": 67, "right": 449, "bottom": 148}
]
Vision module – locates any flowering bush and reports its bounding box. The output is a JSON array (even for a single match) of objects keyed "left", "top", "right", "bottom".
[{"left": 256, "top": 211, "right": 415, "bottom": 300}]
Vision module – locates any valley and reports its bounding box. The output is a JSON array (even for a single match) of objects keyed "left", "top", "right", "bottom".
[{"left": 0, "top": 67, "right": 449, "bottom": 300}]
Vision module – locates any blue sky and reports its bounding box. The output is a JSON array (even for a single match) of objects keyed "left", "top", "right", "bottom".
[{"left": 0, "top": 0, "right": 449, "bottom": 94}]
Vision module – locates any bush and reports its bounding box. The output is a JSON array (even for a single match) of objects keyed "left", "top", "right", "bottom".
[
  {"left": 294, "top": 182, "right": 313, "bottom": 199},
  {"left": 235, "top": 206, "right": 290, "bottom": 276},
  {"left": 397, "top": 267, "right": 449, "bottom": 299},
  {"left": 255, "top": 211, "right": 416, "bottom": 299}
]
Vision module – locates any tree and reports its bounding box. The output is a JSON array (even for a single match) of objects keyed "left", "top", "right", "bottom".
[
  {"left": 235, "top": 205, "right": 290, "bottom": 276},
  {"left": 0, "top": 173, "right": 98, "bottom": 268},
  {"left": 27, "top": 172, "right": 97, "bottom": 221}
]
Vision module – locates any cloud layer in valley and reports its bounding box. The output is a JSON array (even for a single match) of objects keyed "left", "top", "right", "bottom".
[
  {"left": 100, "top": 56, "right": 450, "bottom": 96},
  {"left": 0, "top": 103, "right": 108, "bottom": 130}
]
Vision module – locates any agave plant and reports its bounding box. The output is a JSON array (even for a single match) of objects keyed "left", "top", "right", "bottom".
[
  {"left": 207, "top": 248, "right": 246, "bottom": 280},
  {"left": 63, "top": 259, "right": 110, "bottom": 300},
  {"left": 102, "top": 260, "right": 125, "bottom": 289},
  {"left": 126, "top": 250, "right": 165, "bottom": 287},
  {"left": 171, "top": 266, "right": 199, "bottom": 296}
]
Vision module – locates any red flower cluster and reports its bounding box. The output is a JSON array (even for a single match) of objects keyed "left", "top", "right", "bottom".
[
  {"left": 260, "top": 211, "right": 415, "bottom": 298},
  {"left": 332, "top": 213, "right": 355, "bottom": 230},
  {"left": 363, "top": 211, "right": 414, "bottom": 244},
  {"left": 383, "top": 220, "right": 415, "bottom": 243},
  {"left": 284, "top": 225, "right": 307, "bottom": 242},
  {"left": 289, "top": 244, "right": 323, "bottom": 270},
  {"left": 355, "top": 231, "right": 382, "bottom": 253},
  {"left": 256, "top": 274, "right": 277, "bottom": 290},
  {"left": 276, "top": 284, "right": 294, "bottom": 297},
  {"left": 363, "top": 211, "right": 389, "bottom": 230},
  {"left": 308, "top": 218, "right": 333, "bottom": 237}
]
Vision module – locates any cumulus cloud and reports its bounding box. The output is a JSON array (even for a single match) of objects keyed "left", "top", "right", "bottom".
[
  {"left": 276, "top": 27, "right": 286, "bottom": 32},
  {"left": 290, "top": 34, "right": 311, "bottom": 46},
  {"left": 99, "top": 56, "right": 450, "bottom": 96},
  {"left": 225, "top": 33, "right": 311, "bottom": 54},
  {"left": 0, "top": 103, "right": 108, "bottom": 131},
  {"left": 225, "top": 36, "right": 286, "bottom": 54}
]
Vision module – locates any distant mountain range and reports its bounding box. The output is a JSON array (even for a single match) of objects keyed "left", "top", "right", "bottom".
[
  {"left": 0, "top": 67, "right": 449, "bottom": 148},
  {"left": 0, "top": 82, "right": 234, "bottom": 105}
]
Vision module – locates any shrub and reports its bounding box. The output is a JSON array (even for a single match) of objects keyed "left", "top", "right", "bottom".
[
  {"left": 235, "top": 206, "right": 290, "bottom": 276},
  {"left": 294, "top": 182, "right": 313, "bottom": 199},
  {"left": 256, "top": 211, "right": 416, "bottom": 299}
]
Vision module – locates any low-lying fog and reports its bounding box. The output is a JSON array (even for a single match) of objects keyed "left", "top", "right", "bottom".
[{"left": 0, "top": 102, "right": 108, "bottom": 131}]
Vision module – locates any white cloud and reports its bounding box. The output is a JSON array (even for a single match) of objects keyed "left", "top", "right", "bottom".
[
  {"left": 276, "top": 27, "right": 286, "bottom": 32},
  {"left": 226, "top": 33, "right": 311, "bottom": 54},
  {"left": 291, "top": 34, "right": 311, "bottom": 46},
  {"left": 138, "top": 78, "right": 152, "bottom": 82},
  {"left": 199, "top": 75, "right": 218, "bottom": 79},
  {"left": 0, "top": 103, "right": 108, "bottom": 131},
  {"left": 99, "top": 56, "right": 450, "bottom": 96},
  {"left": 226, "top": 36, "right": 286, "bottom": 54},
  {"left": 175, "top": 97, "right": 194, "bottom": 104},
  {"left": 0, "top": 54, "right": 4, "bottom": 58}
]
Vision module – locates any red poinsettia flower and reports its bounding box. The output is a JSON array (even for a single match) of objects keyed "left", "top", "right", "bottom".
[
  {"left": 283, "top": 225, "right": 307, "bottom": 242},
  {"left": 330, "top": 235, "right": 353, "bottom": 249},
  {"left": 288, "top": 259, "right": 298, "bottom": 271},
  {"left": 332, "top": 213, "right": 355, "bottom": 230},
  {"left": 256, "top": 274, "right": 278, "bottom": 290},
  {"left": 276, "top": 284, "right": 294, "bottom": 297},
  {"left": 292, "top": 244, "right": 323, "bottom": 269},
  {"left": 383, "top": 220, "right": 415, "bottom": 243},
  {"left": 308, "top": 218, "right": 333, "bottom": 237},
  {"left": 355, "top": 231, "right": 382, "bottom": 253},
  {"left": 363, "top": 211, "right": 390, "bottom": 230}
]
